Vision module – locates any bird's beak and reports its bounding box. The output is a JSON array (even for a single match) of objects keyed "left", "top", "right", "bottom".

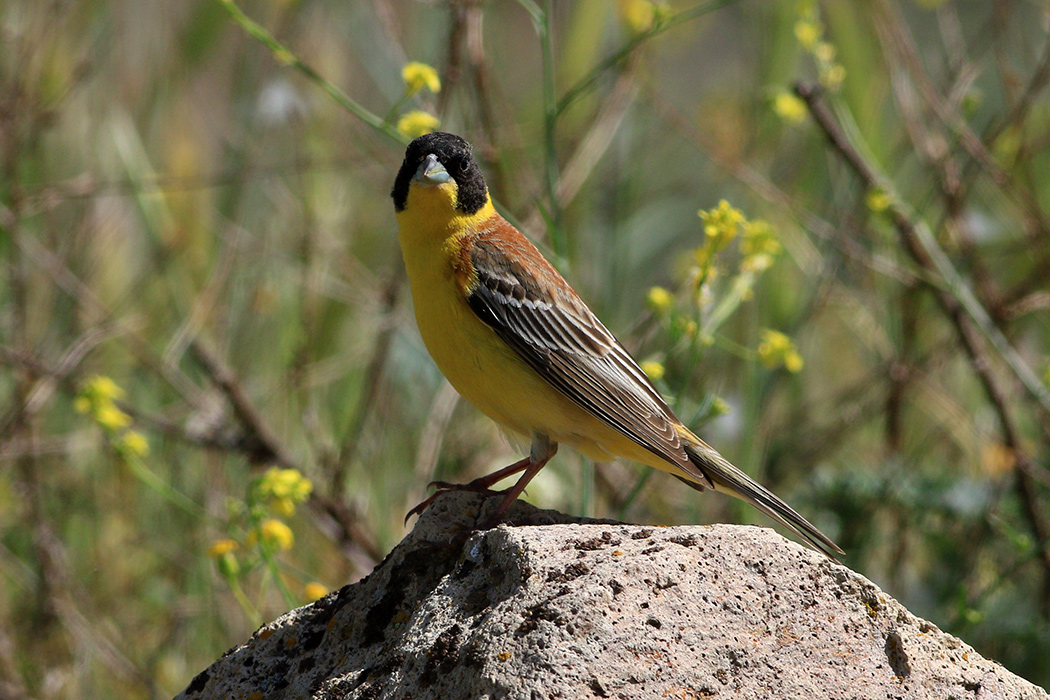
[{"left": 413, "top": 153, "right": 450, "bottom": 185}]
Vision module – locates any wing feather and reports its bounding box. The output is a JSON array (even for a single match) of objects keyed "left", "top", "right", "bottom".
[{"left": 466, "top": 231, "right": 706, "bottom": 480}]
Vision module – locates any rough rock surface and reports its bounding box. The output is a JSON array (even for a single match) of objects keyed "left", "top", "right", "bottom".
[{"left": 177, "top": 492, "right": 1048, "bottom": 700}]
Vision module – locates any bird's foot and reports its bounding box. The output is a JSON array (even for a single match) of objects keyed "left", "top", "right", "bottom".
[{"left": 404, "top": 479, "right": 506, "bottom": 524}]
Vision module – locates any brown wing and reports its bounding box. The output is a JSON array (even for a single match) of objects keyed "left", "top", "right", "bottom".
[{"left": 464, "top": 224, "right": 711, "bottom": 487}]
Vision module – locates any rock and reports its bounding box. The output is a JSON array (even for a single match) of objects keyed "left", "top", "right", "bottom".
[{"left": 176, "top": 492, "right": 1048, "bottom": 700}]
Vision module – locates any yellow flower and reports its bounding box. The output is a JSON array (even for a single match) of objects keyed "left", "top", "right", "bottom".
[
  {"left": 397, "top": 111, "right": 441, "bottom": 139},
  {"left": 640, "top": 361, "right": 665, "bottom": 382},
  {"left": 116, "top": 430, "right": 150, "bottom": 457},
  {"left": 95, "top": 403, "right": 132, "bottom": 430},
  {"left": 821, "top": 64, "right": 846, "bottom": 91},
  {"left": 740, "top": 220, "right": 782, "bottom": 273},
  {"left": 757, "top": 330, "right": 804, "bottom": 373},
  {"left": 207, "top": 539, "right": 240, "bottom": 558},
  {"left": 794, "top": 19, "right": 821, "bottom": 50},
  {"left": 255, "top": 467, "right": 312, "bottom": 516},
  {"left": 814, "top": 42, "right": 836, "bottom": 64},
  {"left": 773, "top": 90, "right": 807, "bottom": 125},
  {"left": 647, "top": 286, "right": 674, "bottom": 314},
  {"left": 865, "top": 189, "right": 890, "bottom": 213},
  {"left": 258, "top": 518, "right": 294, "bottom": 551},
  {"left": 620, "top": 0, "right": 656, "bottom": 33},
  {"left": 85, "top": 375, "right": 125, "bottom": 401},
  {"left": 698, "top": 199, "right": 745, "bottom": 242},
  {"left": 695, "top": 200, "right": 745, "bottom": 272},
  {"left": 402, "top": 62, "right": 441, "bottom": 95},
  {"left": 271, "top": 497, "right": 296, "bottom": 518},
  {"left": 709, "top": 395, "right": 731, "bottom": 417},
  {"left": 303, "top": 582, "right": 329, "bottom": 602},
  {"left": 258, "top": 467, "right": 313, "bottom": 500},
  {"left": 74, "top": 396, "right": 92, "bottom": 414}
]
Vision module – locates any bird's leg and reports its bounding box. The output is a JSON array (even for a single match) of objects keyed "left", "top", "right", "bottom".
[
  {"left": 477, "top": 434, "right": 558, "bottom": 528},
  {"left": 404, "top": 455, "right": 533, "bottom": 522}
]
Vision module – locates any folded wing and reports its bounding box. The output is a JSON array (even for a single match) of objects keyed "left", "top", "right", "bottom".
[{"left": 465, "top": 231, "right": 713, "bottom": 489}]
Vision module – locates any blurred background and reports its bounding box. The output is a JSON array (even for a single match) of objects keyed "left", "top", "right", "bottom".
[{"left": 2, "top": 0, "right": 1050, "bottom": 696}]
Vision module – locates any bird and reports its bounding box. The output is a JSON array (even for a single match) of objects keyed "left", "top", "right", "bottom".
[{"left": 391, "top": 131, "right": 842, "bottom": 558}]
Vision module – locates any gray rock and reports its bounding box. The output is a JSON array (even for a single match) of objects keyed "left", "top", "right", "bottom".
[{"left": 176, "top": 492, "right": 1048, "bottom": 699}]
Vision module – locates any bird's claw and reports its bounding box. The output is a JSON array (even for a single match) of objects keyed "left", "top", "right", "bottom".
[{"left": 404, "top": 481, "right": 506, "bottom": 524}]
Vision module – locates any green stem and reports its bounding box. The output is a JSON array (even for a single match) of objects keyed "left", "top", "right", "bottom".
[
  {"left": 225, "top": 573, "right": 263, "bottom": 628},
  {"left": 701, "top": 270, "right": 758, "bottom": 337},
  {"left": 258, "top": 541, "right": 297, "bottom": 609},
  {"left": 123, "top": 451, "right": 210, "bottom": 521}
]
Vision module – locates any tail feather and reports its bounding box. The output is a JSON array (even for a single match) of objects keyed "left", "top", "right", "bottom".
[{"left": 683, "top": 442, "right": 843, "bottom": 559}]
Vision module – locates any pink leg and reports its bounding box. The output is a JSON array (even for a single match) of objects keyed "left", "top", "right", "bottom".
[
  {"left": 478, "top": 436, "right": 558, "bottom": 528},
  {"left": 406, "top": 435, "right": 559, "bottom": 527},
  {"left": 405, "top": 455, "right": 532, "bottom": 522}
]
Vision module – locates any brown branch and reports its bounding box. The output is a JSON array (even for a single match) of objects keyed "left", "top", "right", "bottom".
[{"left": 188, "top": 338, "right": 297, "bottom": 469}]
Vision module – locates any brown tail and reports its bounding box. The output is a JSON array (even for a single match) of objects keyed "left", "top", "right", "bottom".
[{"left": 682, "top": 441, "right": 843, "bottom": 559}]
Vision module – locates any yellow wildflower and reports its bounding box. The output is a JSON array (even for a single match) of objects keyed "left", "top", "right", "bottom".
[
  {"left": 647, "top": 286, "right": 674, "bottom": 314},
  {"left": 95, "top": 403, "right": 132, "bottom": 430},
  {"left": 401, "top": 62, "right": 441, "bottom": 95},
  {"left": 255, "top": 467, "right": 312, "bottom": 516},
  {"left": 116, "top": 430, "right": 150, "bottom": 457},
  {"left": 74, "top": 396, "right": 92, "bottom": 414},
  {"left": 258, "top": 518, "right": 294, "bottom": 551},
  {"left": 207, "top": 539, "right": 240, "bottom": 558},
  {"left": 620, "top": 0, "right": 658, "bottom": 33},
  {"left": 814, "top": 42, "right": 836, "bottom": 64},
  {"left": 709, "top": 395, "right": 731, "bottom": 417},
  {"left": 271, "top": 497, "right": 296, "bottom": 518},
  {"left": 698, "top": 199, "right": 745, "bottom": 242},
  {"left": 740, "top": 220, "right": 782, "bottom": 273},
  {"left": 821, "top": 64, "right": 846, "bottom": 91},
  {"left": 865, "top": 189, "right": 890, "bottom": 213},
  {"left": 794, "top": 19, "right": 821, "bottom": 50},
  {"left": 303, "top": 582, "right": 329, "bottom": 602},
  {"left": 85, "top": 375, "right": 125, "bottom": 401},
  {"left": 258, "top": 467, "right": 313, "bottom": 501},
  {"left": 773, "top": 90, "right": 807, "bottom": 125},
  {"left": 640, "top": 361, "right": 665, "bottom": 382},
  {"left": 397, "top": 111, "right": 440, "bottom": 139},
  {"left": 695, "top": 200, "right": 745, "bottom": 272},
  {"left": 757, "top": 330, "right": 804, "bottom": 373}
]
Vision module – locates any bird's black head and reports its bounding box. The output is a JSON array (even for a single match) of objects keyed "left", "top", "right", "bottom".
[{"left": 391, "top": 132, "right": 488, "bottom": 215}]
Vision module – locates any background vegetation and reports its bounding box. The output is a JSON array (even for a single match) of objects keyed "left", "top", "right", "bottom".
[{"left": 2, "top": 0, "right": 1049, "bottom": 696}]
